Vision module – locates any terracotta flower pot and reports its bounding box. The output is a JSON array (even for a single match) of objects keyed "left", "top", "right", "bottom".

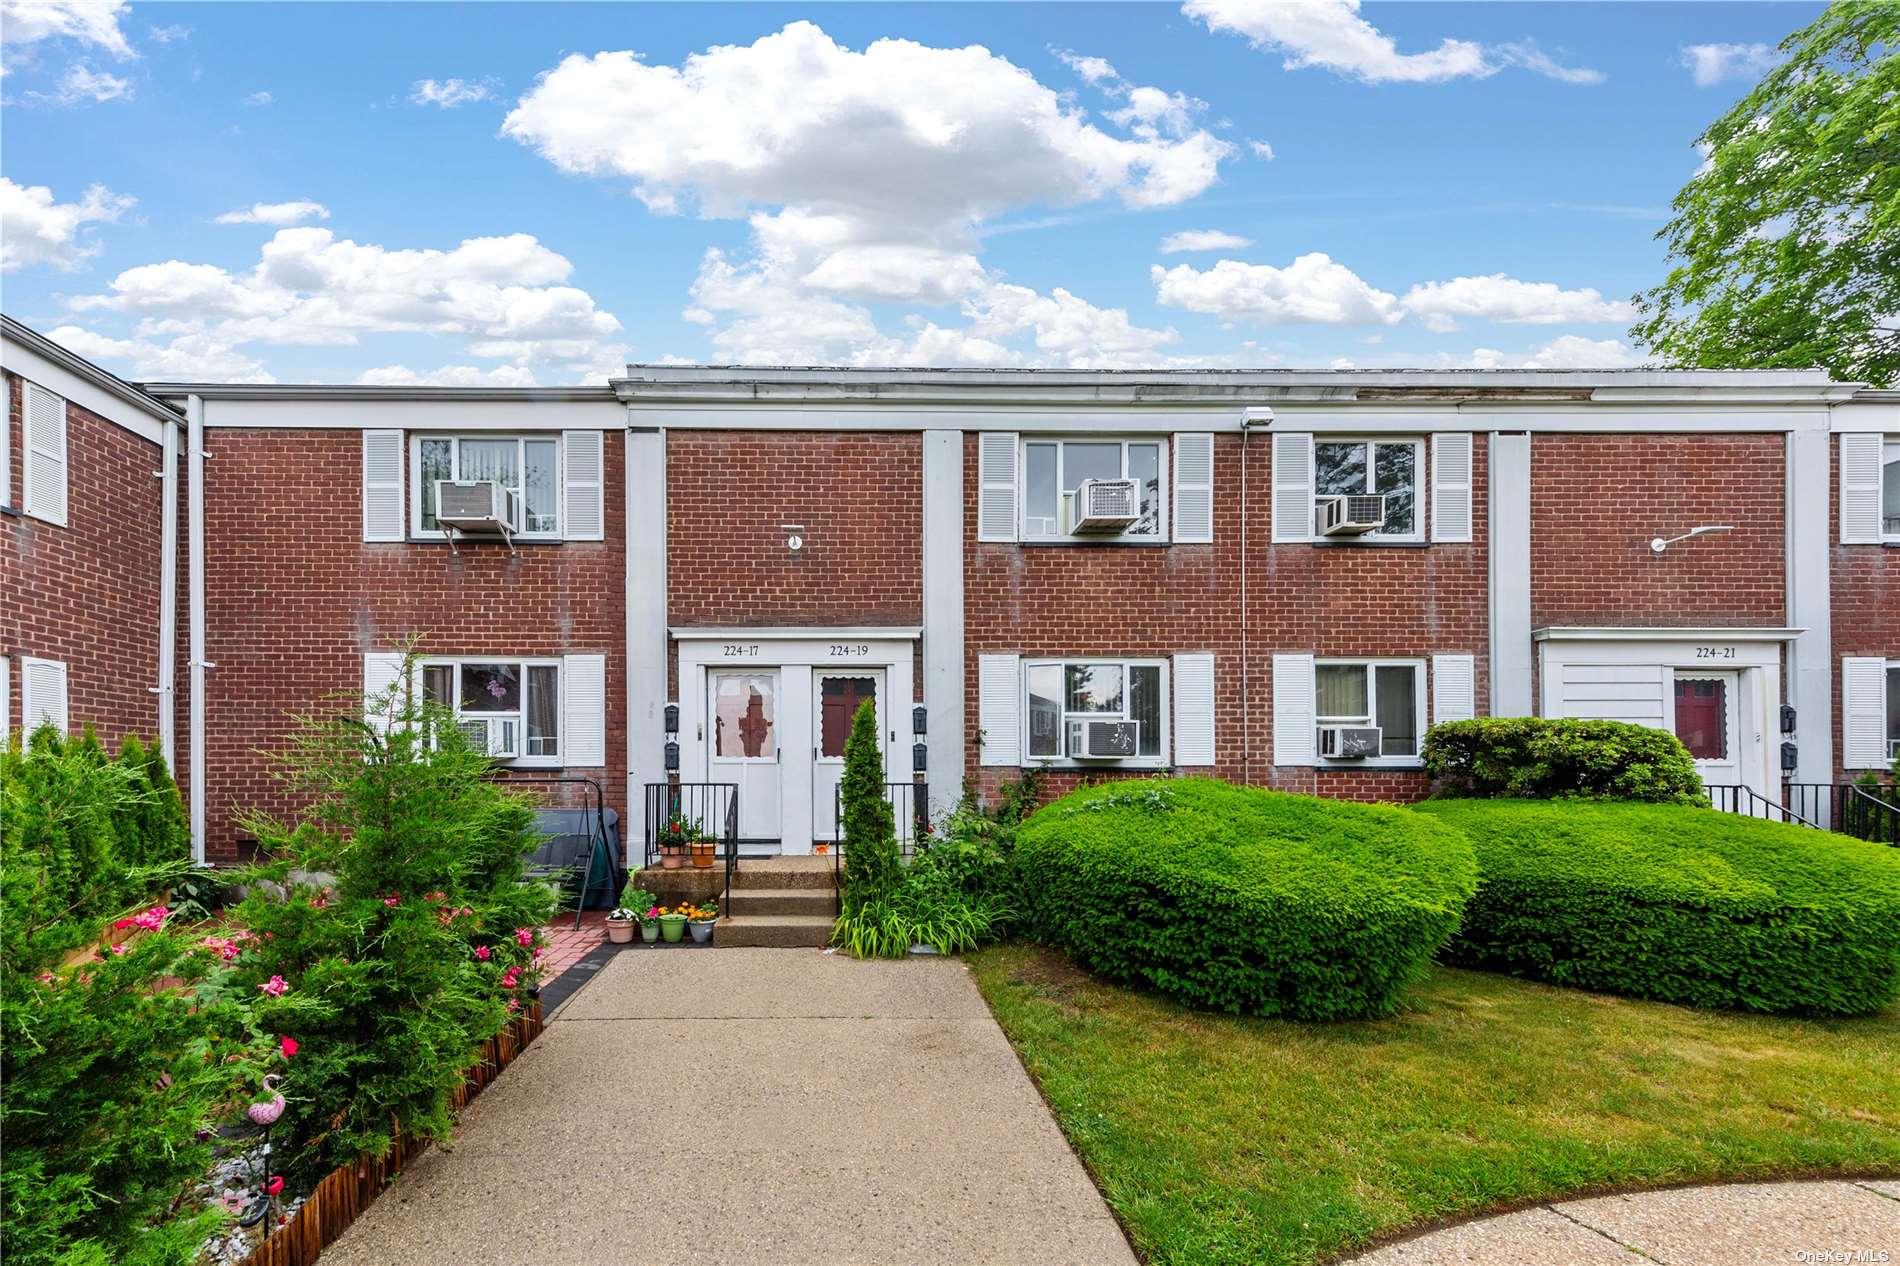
[
  {"left": 605, "top": 918, "right": 634, "bottom": 945},
  {"left": 660, "top": 846, "right": 685, "bottom": 870},
  {"left": 690, "top": 841, "right": 716, "bottom": 869}
]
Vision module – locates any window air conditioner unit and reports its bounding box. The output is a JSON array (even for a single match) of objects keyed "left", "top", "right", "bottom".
[
  {"left": 435, "top": 480, "right": 519, "bottom": 536},
  {"left": 1317, "top": 725, "right": 1381, "bottom": 759},
  {"left": 1067, "top": 718, "right": 1139, "bottom": 759},
  {"left": 1071, "top": 478, "right": 1142, "bottom": 534},
  {"left": 458, "top": 716, "right": 520, "bottom": 759},
  {"left": 1319, "top": 494, "right": 1386, "bottom": 537}
]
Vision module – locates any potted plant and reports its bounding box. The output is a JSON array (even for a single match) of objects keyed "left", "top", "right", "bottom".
[
  {"left": 607, "top": 887, "right": 656, "bottom": 945},
  {"left": 658, "top": 905, "right": 689, "bottom": 944},
  {"left": 657, "top": 814, "right": 693, "bottom": 870},
  {"left": 640, "top": 905, "right": 663, "bottom": 944},
  {"left": 687, "top": 900, "right": 718, "bottom": 945},
  {"left": 689, "top": 828, "right": 717, "bottom": 870}
]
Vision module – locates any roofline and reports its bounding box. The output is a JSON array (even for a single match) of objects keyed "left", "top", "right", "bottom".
[
  {"left": 142, "top": 383, "right": 619, "bottom": 403},
  {"left": 2, "top": 315, "right": 184, "bottom": 425}
]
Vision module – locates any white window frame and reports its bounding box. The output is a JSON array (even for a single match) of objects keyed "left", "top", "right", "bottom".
[
  {"left": 418, "top": 656, "right": 563, "bottom": 768},
  {"left": 1890, "top": 660, "right": 1900, "bottom": 762},
  {"left": 1021, "top": 657, "right": 1170, "bottom": 768},
  {"left": 1019, "top": 437, "right": 1169, "bottom": 543},
  {"left": 1, "top": 378, "right": 10, "bottom": 508},
  {"left": 409, "top": 434, "right": 564, "bottom": 541},
  {"left": 1884, "top": 437, "right": 1900, "bottom": 544},
  {"left": 1315, "top": 657, "right": 1427, "bottom": 767},
  {"left": 1312, "top": 436, "right": 1426, "bottom": 543}
]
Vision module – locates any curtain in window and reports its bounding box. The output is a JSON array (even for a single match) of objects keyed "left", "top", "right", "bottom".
[
  {"left": 819, "top": 676, "right": 876, "bottom": 758},
  {"left": 419, "top": 439, "right": 453, "bottom": 531},
  {"left": 1316, "top": 664, "right": 1368, "bottom": 718},
  {"left": 1375, "top": 665, "right": 1418, "bottom": 755},
  {"left": 527, "top": 665, "right": 559, "bottom": 757},
  {"left": 460, "top": 439, "right": 518, "bottom": 489},
  {"left": 523, "top": 440, "right": 558, "bottom": 534}
]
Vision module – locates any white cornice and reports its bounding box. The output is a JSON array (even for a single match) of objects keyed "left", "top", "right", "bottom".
[{"left": 1532, "top": 626, "right": 1806, "bottom": 643}]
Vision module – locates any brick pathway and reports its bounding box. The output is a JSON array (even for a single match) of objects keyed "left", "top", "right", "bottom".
[{"left": 534, "top": 909, "right": 608, "bottom": 982}]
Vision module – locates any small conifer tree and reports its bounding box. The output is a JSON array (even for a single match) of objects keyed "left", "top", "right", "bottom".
[{"left": 839, "top": 699, "right": 899, "bottom": 912}]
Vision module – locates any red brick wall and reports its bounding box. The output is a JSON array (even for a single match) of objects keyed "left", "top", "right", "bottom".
[
  {"left": 962, "top": 432, "right": 1489, "bottom": 809},
  {"left": 1829, "top": 435, "right": 1899, "bottom": 783},
  {"left": 189, "top": 428, "right": 626, "bottom": 863},
  {"left": 2, "top": 371, "right": 165, "bottom": 747},
  {"left": 1530, "top": 434, "right": 1786, "bottom": 628}
]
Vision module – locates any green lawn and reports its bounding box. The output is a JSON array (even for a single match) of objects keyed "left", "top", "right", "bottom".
[{"left": 969, "top": 944, "right": 1900, "bottom": 1266}]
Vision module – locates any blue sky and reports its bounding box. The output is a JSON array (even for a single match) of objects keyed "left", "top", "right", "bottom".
[{"left": 0, "top": 1, "right": 1817, "bottom": 384}]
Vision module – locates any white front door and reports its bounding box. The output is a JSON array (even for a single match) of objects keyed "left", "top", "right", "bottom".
[
  {"left": 813, "top": 671, "right": 883, "bottom": 843},
  {"left": 1673, "top": 670, "right": 1741, "bottom": 789},
  {"left": 709, "top": 670, "right": 782, "bottom": 841}
]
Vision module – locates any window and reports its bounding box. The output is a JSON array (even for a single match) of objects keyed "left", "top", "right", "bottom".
[
  {"left": 1890, "top": 663, "right": 1900, "bottom": 761},
  {"left": 1024, "top": 658, "right": 1167, "bottom": 763},
  {"left": 1022, "top": 438, "right": 1166, "bottom": 540},
  {"left": 1315, "top": 659, "right": 1424, "bottom": 761},
  {"left": 412, "top": 435, "right": 561, "bottom": 538},
  {"left": 1313, "top": 438, "right": 1422, "bottom": 540},
  {"left": 1884, "top": 439, "right": 1899, "bottom": 540},
  {"left": 420, "top": 658, "right": 560, "bottom": 762}
]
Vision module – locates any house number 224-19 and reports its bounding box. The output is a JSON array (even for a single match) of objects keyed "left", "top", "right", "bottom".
[
  {"left": 829, "top": 644, "right": 870, "bottom": 658},
  {"left": 1695, "top": 646, "right": 1737, "bottom": 660}
]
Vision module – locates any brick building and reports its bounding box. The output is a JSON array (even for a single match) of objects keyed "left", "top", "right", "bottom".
[{"left": 5, "top": 316, "right": 1896, "bottom": 863}]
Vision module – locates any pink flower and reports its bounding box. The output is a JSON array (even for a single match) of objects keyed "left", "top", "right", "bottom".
[
  {"left": 132, "top": 905, "right": 171, "bottom": 931},
  {"left": 514, "top": 927, "right": 534, "bottom": 948},
  {"left": 111, "top": 944, "right": 128, "bottom": 956},
  {"left": 258, "top": 975, "right": 290, "bottom": 997},
  {"left": 500, "top": 967, "right": 520, "bottom": 991},
  {"left": 427, "top": 891, "right": 446, "bottom": 902},
  {"left": 507, "top": 998, "right": 520, "bottom": 1014},
  {"left": 531, "top": 947, "right": 542, "bottom": 962},
  {"left": 35, "top": 972, "right": 54, "bottom": 985},
  {"left": 279, "top": 1036, "right": 299, "bottom": 1059},
  {"left": 474, "top": 945, "right": 491, "bottom": 961},
  {"left": 310, "top": 890, "right": 331, "bottom": 910},
  {"left": 459, "top": 906, "right": 473, "bottom": 917},
  {"left": 263, "top": 1176, "right": 284, "bottom": 1197},
  {"left": 114, "top": 918, "right": 136, "bottom": 930},
  {"left": 382, "top": 894, "right": 401, "bottom": 908}
]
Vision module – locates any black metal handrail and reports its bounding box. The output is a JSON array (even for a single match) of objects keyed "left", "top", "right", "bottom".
[
  {"left": 487, "top": 773, "right": 616, "bottom": 930},
  {"left": 1841, "top": 785, "right": 1900, "bottom": 845},
  {"left": 1704, "top": 783, "right": 1822, "bottom": 829},
  {"left": 642, "top": 782, "right": 739, "bottom": 869}
]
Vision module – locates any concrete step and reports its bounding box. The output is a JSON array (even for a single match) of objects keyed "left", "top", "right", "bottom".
[
  {"left": 724, "top": 887, "right": 837, "bottom": 917},
  {"left": 714, "top": 914, "right": 835, "bottom": 949},
  {"left": 730, "top": 858, "right": 839, "bottom": 891}
]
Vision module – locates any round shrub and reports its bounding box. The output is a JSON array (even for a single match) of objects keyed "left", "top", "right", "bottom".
[
  {"left": 1422, "top": 717, "right": 1703, "bottom": 803},
  {"left": 1015, "top": 778, "right": 1478, "bottom": 1020},
  {"left": 1416, "top": 799, "right": 1900, "bottom": 1016}
]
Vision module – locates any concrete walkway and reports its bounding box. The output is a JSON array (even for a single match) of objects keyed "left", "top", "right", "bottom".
[
  {"left": 1344, "top": 1178, "right": 1899, "bottom": 1265},
  {"left": 320, "top": 948, "right": 1137, "bottom": 1266}
]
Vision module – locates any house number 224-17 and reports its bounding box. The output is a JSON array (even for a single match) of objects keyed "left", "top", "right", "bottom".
[{"left": 1695, "top": 646, "right": 1737, "bottom": 660}]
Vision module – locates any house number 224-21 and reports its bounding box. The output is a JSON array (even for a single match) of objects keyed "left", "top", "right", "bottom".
[{"left": 1695, "top": 646, "right": 1737, "bottom": 660}]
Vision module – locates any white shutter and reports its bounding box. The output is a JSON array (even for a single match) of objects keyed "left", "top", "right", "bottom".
[
  {"left": 1272, "top": 653, "right": 1316, "bottom": 766},
  {"left": 562, "top": 430, "right": 605, "bottom": 541},
  {"left": 1842, "top": 656, "right": 1889, "bottom": 769},
  {"left": 362, "top": 430, "right": 405, "bottom": 542},
  {"left": 20, "top": 656, "right": 68, "bottom": 736},
  {"left": 563, "top": 653, "right": 607, "bottom": 765},
  {"left": 1172, "top": 652, "right": 1216, "bottom": 766},
  {"left": 1840, "top": 433, "right": 1884, "bottom": 545},
  {"left": 22, "top": 382, "right": 68, "bottom": 526},
  {"left": 1431, "top": 432, "right": 1473, "bottom": 543},
  {"left": 1432, "top": 654, "right": 1476, "bottom": 726},
  {"left": 977, "top": 653, "right": 1021, "bottom": 766},
  {"left": 1271, "top": 432, "right": 1313, "bottom": 542},
  {"left": 1172, "top": 433, "right": 1214, "bottom": 543},
  {"left": 363, "top": 652, "right": 406, "bottom": 735},
  {"left": 977, "top": 433, "right": 1019, "bottom": 543}
]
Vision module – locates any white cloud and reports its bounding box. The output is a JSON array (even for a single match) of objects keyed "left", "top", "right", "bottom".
[
  {"left": 241, "top": 89, "right": 272, "bottom": 106},
  {"left": 0, "top": 0, "right": 133, "bottom": 60},
  {"left": 1160, "top": 228, "right": 1253, "bottom": 254},
  {"left": 506, "top": 20, "right": 1231, "bottom": 366},
  {"left": 0, "top": 176, "right": 133, "bottom": 271},
  {"left": 30, "top": 60, "right": 131, "bottom": 102},
  {"left": 1468, "top": 335, "right": 1644, "bottom": 369},
  {"left": 1249, "top": 139, "right": 1275, "bottom": 160},
  {"left": 1400, "top": 274, "right": 1636, "bottom": 332},
  {"left": 64, "top": 227, "right": 628, "bottom": 382},
  {"left": 356, "top": 363, "right": 539, "bottom": 387},
  {"left": 46, "top": 323, "right": 274, "bottom": 382},
  {"left": 1052, "top": 47, "right": 1118, "bottom": 85},
  {"left": 1679, "top": 42, "right": 1782, "bottom": 88},
  {"left": 147, "top": 23, "right": 188, "bottom": 43},
  {"left": 1184, "top": 0, "right": 1602, "bottom": 85},
  {"left": 410, "top": 77, "right": 494, "bottom": 107},
  {"left": 1152, "top": 253, "right": 1403, "bottom": 325},
  {"left": 214, "top": 199, "right": 331, "bottom": 227}
]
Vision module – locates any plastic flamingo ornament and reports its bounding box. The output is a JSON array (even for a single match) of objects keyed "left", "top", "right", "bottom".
[{"left": 247, "top": 1075, "right": 285, "bottom": 1126}]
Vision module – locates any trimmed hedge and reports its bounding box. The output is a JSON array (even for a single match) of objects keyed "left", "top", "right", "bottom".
[
  {"left": 1015, "top": 778, "right": 1478, "bottom": 1020},
  {"left": 1422, "top": 717, "right": 1703, "bottom": 803},
  {"left": 1417, "top": 799, "right": 1900, "bottom": 1016}
]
